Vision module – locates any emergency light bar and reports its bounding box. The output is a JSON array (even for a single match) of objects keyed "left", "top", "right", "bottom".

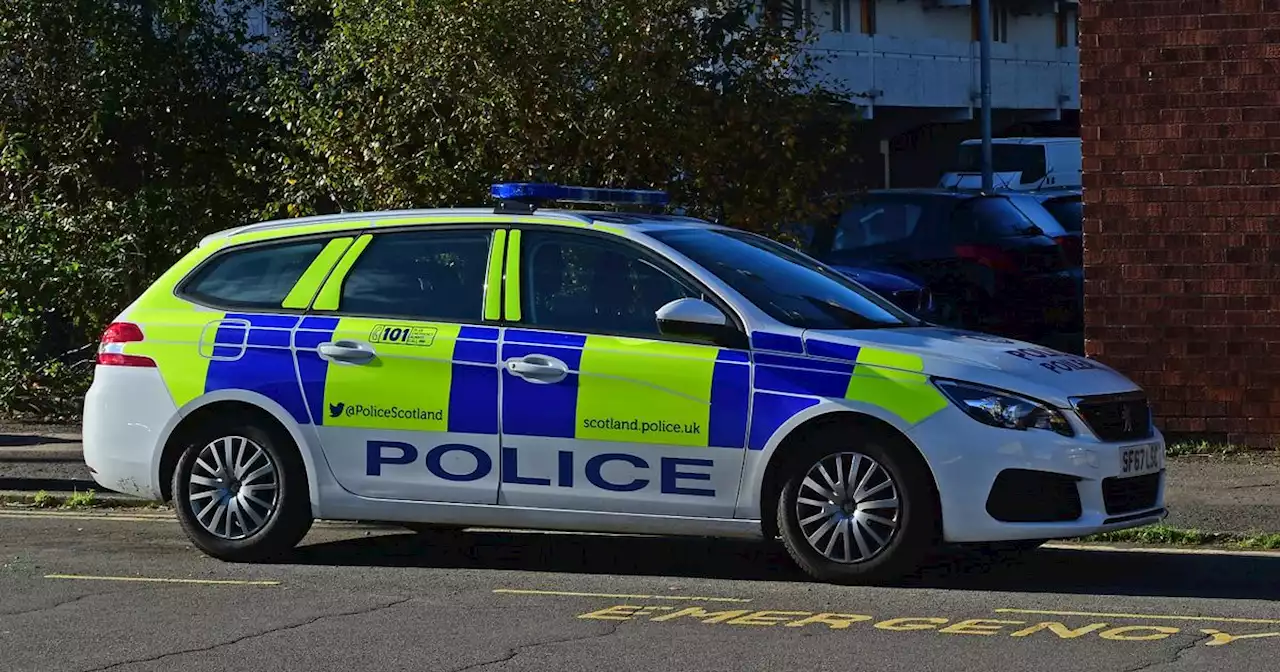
[{"left": 490, "top": 182, "right": 669, "bottom": 212}]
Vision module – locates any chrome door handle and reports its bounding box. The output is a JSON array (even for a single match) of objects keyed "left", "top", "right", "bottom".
[
  {"left": 505, "top": 355, "right": 568, "bottom": 383},
  {"left": 318, "top": 340, "right": 376, "bottom": 364}
]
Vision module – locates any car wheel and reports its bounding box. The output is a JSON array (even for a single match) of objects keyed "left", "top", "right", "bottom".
[
  {"left": 776, "top": 427, "right": 939, "bottom": 585},
  {"left": 171, "top": 420, "right": 313, "bottom": 562}
]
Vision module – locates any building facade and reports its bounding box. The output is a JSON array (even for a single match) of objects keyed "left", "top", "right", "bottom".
[
  {"left": 1079, "top": 1, "right": 1280, "bottom": 447},
  {"left": 800, "top": 0, "right": 1081, "bottom": 186}
]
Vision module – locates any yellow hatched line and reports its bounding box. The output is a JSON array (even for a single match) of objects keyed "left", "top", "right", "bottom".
[
  {"left": 996, "top": 608, "right": 1280, "bottom": 626},
  {"left": 45, "top": 574, "right": 279, "bottom": 586},
  {"left": 493, "top": 588, "right": 750, "bottom": 603}
]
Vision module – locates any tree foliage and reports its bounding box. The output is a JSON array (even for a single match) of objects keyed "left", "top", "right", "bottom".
[
  {"left": 1, "top": 0, "right": 865, "bottom": 419},
  {"left": 264, "top": 0, "right": 860, "bottom": 229}
]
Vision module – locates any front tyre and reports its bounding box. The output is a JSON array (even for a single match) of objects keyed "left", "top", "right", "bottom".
[
  {"left": 172, "top": 421, "right": 313, "bottom": 562},
  {"left": 776, "top": 429, "right": 939, "bottom": 585}
]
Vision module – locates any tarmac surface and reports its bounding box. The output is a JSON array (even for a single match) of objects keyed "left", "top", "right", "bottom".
[{"left": 2, "top": 510, "right": 1280, "bottom": 672}]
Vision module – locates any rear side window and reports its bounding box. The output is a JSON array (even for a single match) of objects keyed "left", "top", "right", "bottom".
[
  {"left": 832, "top": 202, "right": 924, "bottom": 252},
  {"left": 339, "top": 229, "right": 492, "bottom": 322},
  {"left": 1041, "top": 197, "right": 1082, "bottom": 233},
  {"left": 183, "top": 240, "right": 326, "bottom": 309}
]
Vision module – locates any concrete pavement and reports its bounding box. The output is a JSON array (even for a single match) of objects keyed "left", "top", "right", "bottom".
[{"left": 1, "top": 511, "right": 1279, "bottom": 672}]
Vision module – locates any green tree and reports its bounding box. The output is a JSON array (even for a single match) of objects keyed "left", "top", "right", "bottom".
[
  {"left": 264, "top": 0, "right": 863, "bottom": 231},
  {"left": 0, "top": 0, "right": 269, "bottom": 418}
]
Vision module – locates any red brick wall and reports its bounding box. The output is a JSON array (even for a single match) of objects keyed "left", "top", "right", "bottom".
[{"left": 1079, "top": 1, "right": 1280, "bottom": 447}]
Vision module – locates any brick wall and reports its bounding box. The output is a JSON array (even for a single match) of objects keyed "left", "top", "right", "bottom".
[{"left": 1079, "top": 0, "right": 1280, "bottom": 447}]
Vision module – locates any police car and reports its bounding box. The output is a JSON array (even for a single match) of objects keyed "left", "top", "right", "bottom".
[{"left": 82, "top": 183, "right": 1167, "bottom": 584}]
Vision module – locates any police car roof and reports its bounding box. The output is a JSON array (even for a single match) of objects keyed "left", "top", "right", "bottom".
[{"left": 200, "top": 207, "right": 721, "bottom": 246}]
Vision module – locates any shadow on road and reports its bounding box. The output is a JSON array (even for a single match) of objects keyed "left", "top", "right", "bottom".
[
  {"left": 288, "top": 528, "right": 1280, "bottom": 601},
  {"left": 0, "top": 434, "right": 69, "bottom": 448}
]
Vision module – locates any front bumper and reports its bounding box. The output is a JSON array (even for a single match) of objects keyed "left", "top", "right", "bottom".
[{"left": 909, "top": 403, "right": 1168, "bottom": 543}]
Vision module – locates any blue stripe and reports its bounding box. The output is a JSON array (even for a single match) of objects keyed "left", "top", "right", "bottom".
[
  {"left": 211, "top": 345, "right": 241, "bottom": 359},
  {"left": 214, "top": 326, "right": 247, "bottom": 346},
  {"left": 247, "top": 327, "right": 291, "bottom": 349},
  {"left": 708, "top": 359, "right": 750, "bottom": 449},
  {"left": 751, "top": 332, "right": 805, "bottom": 354},
  {"left": 300, "top": 316, "right": 340, "bottom": 330},
  {"left": 453, "top": 340, "right": 497, "bottom": 365},
  {"left": 504, "top": 329, "right": 588, "bottom": 348},
  {"left": 448, "top": 365, "right": 499, "bottom": 434},
  {"left": 207, "top": 316, "right": 312, "bottom": 425},
  {"left": 228, "top": 313, "right": 300, "bottom": 330},
  {"left": 754, "top": 353, "right": 855, "bottom": 373},
  {"left": 804, "top": 339, "right": 861, "bottom": 362},
  {"left": 716, "top": 349, "right": 750, "bottom": 363},
  {"left": 748, "top": 392, "right": 821, "bottom": 450},
  {"left": 459, "top": 325, "right": 500, "bottom": 342},
  {"left": 755, "top": 366, "right": 850, "bottom": 398},
  {"left": 294, "top": 322, "right": 339, "bottom": 425},
  {"left": 501, "top": 342, "right": 582, "bottom": 438}
]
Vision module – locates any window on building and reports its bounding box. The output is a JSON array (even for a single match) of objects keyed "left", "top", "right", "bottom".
[
  {"left": 971, "top": 1, "right": 1009, "bottom": 43},
  {"left": 861, "top": 0, "right": 876, "bottom": 35},
  {"left": 831, "top": 0, "right": 851, "bottom": 32},
  {"left": 1056, "top": 2, "right": 1079, "bottom": 47}
]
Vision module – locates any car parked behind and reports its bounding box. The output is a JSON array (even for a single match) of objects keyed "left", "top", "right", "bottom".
[{"left": 807, "top": 189, "right": 1079, "bottom": 343}]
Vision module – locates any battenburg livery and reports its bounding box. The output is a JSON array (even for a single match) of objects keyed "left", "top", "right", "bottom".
[{"left": 83, "top": 182, "right": 1167, "bottom": 583}]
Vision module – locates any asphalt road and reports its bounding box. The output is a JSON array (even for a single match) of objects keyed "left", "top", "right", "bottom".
[{"left": 2, "top": 511, "right": 1280, "bottom": 672}]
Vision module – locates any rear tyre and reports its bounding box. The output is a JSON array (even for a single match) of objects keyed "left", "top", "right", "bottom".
[
  {"left": 776, "top": 427, "right": 939, "bottom": 585},
  {"left": 171, "top": 419, "right": 313, "bottom": 562}
]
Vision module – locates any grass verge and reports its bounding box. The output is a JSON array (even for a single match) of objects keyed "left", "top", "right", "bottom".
[
  {"left": 0, "top": 489, "right": 166, "bottom": 510},
  {"left": 1078, "top": 523, "right": 1280, "bottom": 550},
  {"left": 1166, "top": 440, "right": 1278, "bottom": 457}
]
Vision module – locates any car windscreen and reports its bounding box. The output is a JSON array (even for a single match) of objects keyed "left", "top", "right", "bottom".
[
  {"left": 954, "top": 144, "right": 1048, "bottom": 183},
  {"left": 648, "top": 227, "right": 918, "bottom": 331},
  {"left": 829, "top": 200, "right": 926, "bottom": 253},
  {"left": 1040, "top": 197, "right": 1082, "bottom": 233}
]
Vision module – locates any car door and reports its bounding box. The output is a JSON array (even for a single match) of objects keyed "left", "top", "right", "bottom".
[
  {"left": 497, "top": 228, "right": 752, "bottom": 518},
  {"left": 294, "top": 225, "right": 506, "bottom": 504}
]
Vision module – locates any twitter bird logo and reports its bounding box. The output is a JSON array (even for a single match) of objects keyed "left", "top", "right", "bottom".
[{"left": 329, "top": 402, "right": 345, "bottom": 418}]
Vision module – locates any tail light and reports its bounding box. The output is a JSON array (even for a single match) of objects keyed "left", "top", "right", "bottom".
[
  {"left": 1053, "top": 235, "right": 1083, "bottom": 267},
  {"left": 97, "top": 322, "right": 156, "bottom": 367},
  {"left": 954, "top": 244, "right": 1019, "bottom": 274}
]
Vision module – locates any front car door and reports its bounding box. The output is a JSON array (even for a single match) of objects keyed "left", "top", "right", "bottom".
[
  {"left": 497, "top": 228, "right": 752, "bottom": 518},
  {"left": 294, "top": 225, "right": 506, "bottom": 504}
]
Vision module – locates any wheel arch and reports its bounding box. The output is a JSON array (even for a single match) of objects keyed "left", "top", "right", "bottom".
[
  {"left": 744, "top": 403, "right": 942, "bottom": 541},
  {"left": 155, "top": 391, "right": 323, "bottom": 511}
]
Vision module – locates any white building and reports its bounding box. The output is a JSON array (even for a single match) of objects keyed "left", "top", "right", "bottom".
[{"left": 797, "top": 0, "right": 1080, "bottom": 186}]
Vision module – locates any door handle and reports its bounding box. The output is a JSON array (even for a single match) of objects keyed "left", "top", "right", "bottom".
[
  {"left": 505, "top": 355, "right": 568, "bottom": 383},
  {"left": 318, "top": 340, "right": 376, "bottom": 364}
]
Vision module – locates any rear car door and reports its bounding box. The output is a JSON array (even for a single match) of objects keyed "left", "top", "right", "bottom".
[
  {"left": 294, "top": 225, "right": 507, "bottom": 504},
  {"left": 497, "top": 228, "right": 752, "bottom": 518}
]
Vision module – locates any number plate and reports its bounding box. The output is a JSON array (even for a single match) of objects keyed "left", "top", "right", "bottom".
[{"left": 1119, "top": 442, "right": 1164, "bottom": 477}]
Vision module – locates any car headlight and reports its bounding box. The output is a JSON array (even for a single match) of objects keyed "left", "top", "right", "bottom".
[{"left": 932, "top": 379, "right": 1074, "bottom": 437}]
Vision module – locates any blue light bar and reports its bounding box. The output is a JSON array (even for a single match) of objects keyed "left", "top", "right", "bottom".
[{"left": 491, "top": 182, "right": 669, "bottom": 207}]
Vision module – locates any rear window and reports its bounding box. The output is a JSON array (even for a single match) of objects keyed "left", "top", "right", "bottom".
[
  {"left": 953, "top": 198, "right": 1043, "bottom": 238},
  {"left": 182, "top": 240, "right": 326, "bottom": 309},
  {"left": 1040, "top": 197, "right": 1082, "bottom": 233},
  {"left": 831, "top": 202, "right": 925, "bottom": 252},
  {"left": 955, "top": 144, "right": 1048, "bottom": 183}
]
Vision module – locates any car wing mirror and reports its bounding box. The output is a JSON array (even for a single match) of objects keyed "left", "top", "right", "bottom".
[{"left": 655, "top": 298, "right": 733, "bottom": 344}]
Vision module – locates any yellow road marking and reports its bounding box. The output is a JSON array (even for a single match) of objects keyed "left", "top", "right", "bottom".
[
  {"left": 494, "top": 588, "right": 750, "bottom": 603},
  {"left": 996, "top": 609, "right": 1280, "bottom": 626},
  {"left": 45, "top": 574, "right": 279, "bottom": 586}
]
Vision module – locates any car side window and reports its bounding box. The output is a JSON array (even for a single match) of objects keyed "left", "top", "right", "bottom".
[
  {"left": 832, "top": 202, "right": 923, "bottom": 251},
  {"left": 339, "top": 229, "right": 492, "bottom": 322},
  {"left": 521, "top": 230, "right": 697, "bottom": 337},
  {"left": 183, "top": 239, "right": 326, "bottom": 309}
]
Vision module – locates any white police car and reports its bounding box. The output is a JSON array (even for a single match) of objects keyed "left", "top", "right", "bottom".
[{"left": 82, "top": 183, "right": 1166, "bottom": 584}]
